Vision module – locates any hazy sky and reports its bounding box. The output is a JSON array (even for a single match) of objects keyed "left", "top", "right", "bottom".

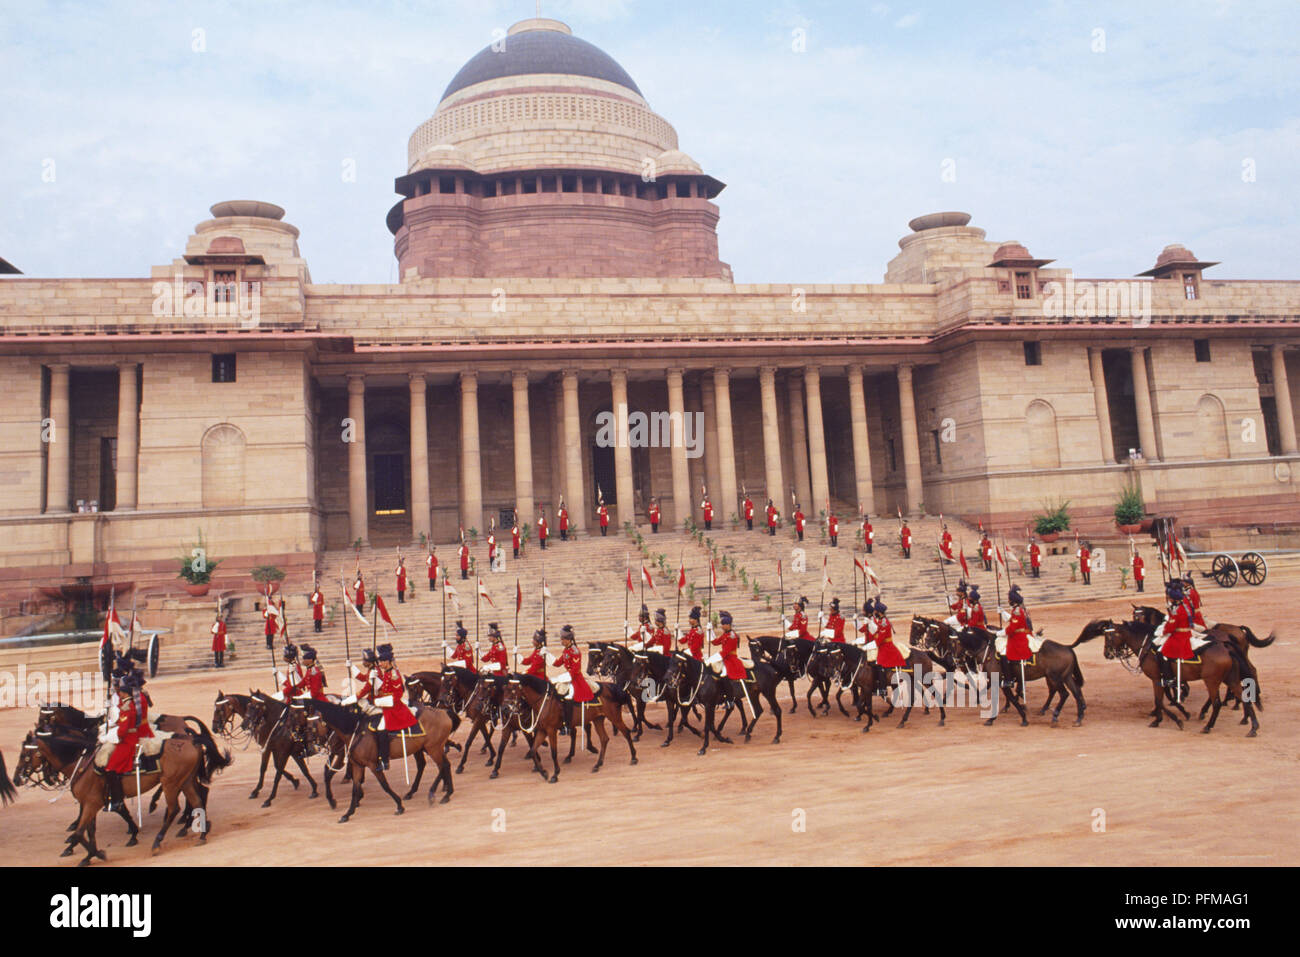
[{"left": 3, "top": 0, "right": 1297, "bottom": 283}]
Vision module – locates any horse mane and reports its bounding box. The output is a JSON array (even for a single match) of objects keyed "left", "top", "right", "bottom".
[
  {"left": 40, "top": 729, "right": 92, "bottom": 765},
  {"left": 303, "top": 697, "right": 360, "bottom": 734},
  {"left": 516, "top": 673, "right": 549, "bottom": 695}
]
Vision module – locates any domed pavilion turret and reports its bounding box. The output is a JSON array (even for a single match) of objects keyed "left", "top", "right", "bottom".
[{"left": 388, "top": 18, "right": 730, "bottom": 281}]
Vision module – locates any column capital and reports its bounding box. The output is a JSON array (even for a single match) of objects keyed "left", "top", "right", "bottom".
[
  {"left": 511, "top": 369, "right": 530, "bottom": 387},
  {"left": 460, "top": 370, "right": 478, "bottom": 391},
  {"left": 408, "top": 371, "right": 426, "bottom": 391},
  {"left": 561, "top": 368, "right": 580, "bottom": 385},
  {"left": 896, "top": 362, "right": 914, "bottom": 380},
  {"left": 712, "top": 366, "right": 731, "bottom": 379},
  {"left": 759, "top": 365, "right": 778, "bottom": 381},
  {"left": 117, "top": 360, "right": 139, "bottom": 372},
  {"left": 610, "top": 368, "right": 628, "bottom": 384},
  {"left": 48, "top": 362, "right": 70, "bottom": 375},
  {"left": 347, "top": 373, "right": 366, "bottom": 394},
  {"left": 666, "top": 367, "right": 685, "bottom": 382},
  {"left": 803, "top": 363, "right": 821, "bottom": 377}
]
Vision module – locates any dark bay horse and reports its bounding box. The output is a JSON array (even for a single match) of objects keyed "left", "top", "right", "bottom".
[
  {"left": 1131, "top": 606, "right": 1271, "bottom": 717},
  {"left": 1097, "top": 619, "right": 1259, "bottom": 736},
  {"left": 500, "top": 673, "right": 638, "bottom": 779},
  {"left": 588, "top": 642, "right": 660, "bottom": 737},
  {"left": 242, "top": 693, "right": 320, "bottom": 806},
  {"left": 625, "top": 649, "right": 704, "bottom": 747},
  {"left": 659, "top": 653, "right": 741, "bottom": 755}
]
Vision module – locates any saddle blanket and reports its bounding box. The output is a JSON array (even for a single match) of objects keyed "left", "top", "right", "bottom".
[
  {"left": 1152, "top": 632, "right": 1212, "bottom": 654},
  {"left": 994, "top": 633, "right": 1045, "bottom": 656}
]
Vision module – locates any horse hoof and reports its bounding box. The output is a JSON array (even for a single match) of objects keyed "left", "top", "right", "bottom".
[
  {"left": 261, "top": 799, "right": 272, "bottom": 808},
  {"left": 983, "top": 718, "right": 996, "bottom": 727},
  {"left": 861, "top": 726, "right": 870, "bottom": 733},
  {"left": 338, "top": 816, "right": 350, "bottom": 824},
  {"left": 440, "top": 795, "right": 451, "bottom": 804},
  {"left": 394, "top": 806, "right": 404, "bottom": 816},
  {"left": 290, "top": 778, "right": 300, "bottom": 790},
  {"left": 125, "top": 836, "right": 138, "bottom": 847},
  {"left": 1020, "top": 720, "right": 1029, "bottom": 727},
  {"left": 660, "top": 741, "right": 671, "bottom": 748},
  {"left": 248, "top": 791, "right": 259, "bottom": 799},
  {"left": 455, "top": 767, "right": 464, "bottom": 775},
  {"left": 1201, "top": 726, "right": 1212, "bottom": 734},
  {"left": 630, "top": 757, "right": 639, "bottom": 765},
  {"left": 772, "top": 737, "right": 781, "bottom": 744},
  {"left": 309, "top": 791, "right": 319, "bottom": 799},
  {"left": 77, "top": 859, "right": 91, "bottom": 868},
  {"left": 697, "top": 748, "right": 707, "bottom": 756},
  {"left": 562, "top": 757, "right": 572, "bottom": 765},
  {"left": 938, "top": 719, "right": 945, "bottom": 727},
  {"left": 590, "top": 766, "right": 600, "bottom": 774},
  {"left": 1073, "top": 720, "right": 1083, "bottom": 727},
  {"left": 1148, "top": 720, "right": 1160, "bottom": 728},
  {"left": 60, "top": 846, "right": 74, "bottom": 858},
  {"left": 549, "top": 775, "right": 558, "bottom": 783},
  {"left": 1247, "top": 729, "right": 1258, "bottom": 738},
  {"left": 327, "top": 800, "right": 337, "bottom": 811}
]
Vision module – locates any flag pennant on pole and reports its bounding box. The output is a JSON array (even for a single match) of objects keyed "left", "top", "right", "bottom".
[
  {"left": 343, "top": 589, "right": 370, "bottom": 627},
  {"left": 677, "top": 560, "right": 687, "bottom": 594},
  {"left": 477, "top": 577, "right": 495, "bottom": 607},
  {"left": 443, "top": 574, "right": 461, "bottom": 612},
  {"left": 958, "top": 548, "right": 970, "bottom": 579},
  {"left": 821, "top": 556, "right": 831, "bottom": 590},
  {"left": 626, "top": 568, "right": 634, "bottom": 592},
  {"left": 996, "top": 546, "right": 1007, "bottom": 570},
  {"left": 542, "top": 578, "right": 552, "bottom": 600},
  {"left": 374, "top": 594, "right": 396, "bottom": 632},
  {"left": 710, "top": 558, "right": 717, "bottom": 590},
  {"left": 642, "top": 564, "right": 658, "bottom": 595},
  {"left": 862, "top": 556, "right": 880, "bottom": 586},
  {"left": 853, "top": 555, "right": 865, "bottom": 573},
  {"left": 516, "top": 578, "right": 522, "bottom": 613}
]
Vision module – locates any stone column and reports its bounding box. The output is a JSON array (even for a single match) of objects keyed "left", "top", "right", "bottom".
[
  {"left": 114, "top": 362, "right": 139, "bottom": 511},
  {"left": 713, "top": 369, "right": 739, "bottom": 521},
  {"left": 786, "top": 374, "right": 813, "bottom": 512},
  {"left": 1271, "top": 345, "right": 1298, "bottom": 455},
  {"left": 561, "top": 370, "right": 587, "bottom": 532},
  {"left": 46, "top": 363, "right": 71, "bottom": 513},
  {"left": 610, "top": 370, "right": 636, "bottom": 526},
  {"left": 700, "top": 374, "right": 722, "bottom": 504},
  {"left": 896, "top": 364, "right": 924, "bottom": 515},
  {"left": 511, "top": 371, "right": 535, "bottom": 523},
  {"left": 408, "top": 373, "right": 430, "bottom": 540},
  {"left": 1130, "top": 347, "right": 1160, "bottom": 462},
  {"left": 846, "top": 366, "right": 875, "bottom": 514},
  {"left": 666, "top": 368, "right": 692, "bottom": 529},
  {"left": 759, "top": 366, "right": 786, "bottom": 508},
  {"left": 459, "top": 371, "right": 482, "bottom": 533},
  {"left": 804, "top": 366, "right": 831, "bottom": 515},
  {"left": 1088, "top": 348, "right": 1116, "bottom": 463},
  {"left": 346, "top": 374, "right": 368, "bottom": 544}
]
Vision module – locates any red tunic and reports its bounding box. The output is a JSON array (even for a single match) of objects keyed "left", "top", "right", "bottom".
[
  {"left": 557, "top": 645, "right": 594, "bottom": 703},
  {"left": 828, "top": 515, "right": 838, "bottom": 538},
  {"left": 980, "top": 538, "right": 993, "bottom": 562},
  {"left": 459, "top": 545, "right": 470, "bottom": 571},
  {"left": 874, "top": 619, "right": 906, "bottom": 669},
  {"left": 966, "top": 603, "right": 987, "bottom": 630},
  {"left": 1132, "top": 555, "right": 1144, "bottom": 581},
  {"left": 702, "top": 501, "right": 714, "bottom": 522},
  {"left": 598, "top": 506, "right": 609, "bottom": 528},
  {"left": 682, "top": 627, "right": 704, "bottom": 659},
  {"left": 310, "top": 589, "right": 325, "bottom": 621},
  {"left": 791, "top": 611, "right": 812, "bottom": 641},
  {"left": 712, "top": 631, "right": 747, "bottom": 679},
  {"left": 482, "top": 643, "right": 509, "bottom": 674},
  {"left": 303, "top": 664, "right": 328, "bottom": 700},
  {"left": 396, "top": 565, "right": 407, "bottom": 591},
  {"left": 1160, "top": 604, "right": 1194, "bottom": 660},
  {"left": 1029, "top": 543, "right": 1042, "bottom": 568},
  {"left": 511, "top": 526, "right": 521, "bottom": 550},
  {"left": 521, "top": 649, "right": 547, "bottom": 678},
  {"left": 487, "top": 536, "right": 496, "bottom": 561},
  {"left": 827, "top": 613, "right": 846, "bottom": 642},
  {"left": 949, "top": 597, "right": 968, "bottom": 624},
  {"left": 940, "top": 531, "right": 954, "bottom": 559},
  {"left": 900, "top": 526, "right": 912, "bottom": 548},
  {"left": 1005, "top": 608, "right": 1032, "bottom": 661},
  {"left": 743, "top": 499, "right": 754, "bottom": 521},
  {"left": 794, "top": 511, "right": 805, "bottom": 533},
  {"left": 282, "top": 662, "right": 305, "bottom": 699},
  {"left": 766, "top": 505, "right": 778, "bottom": 528},
  {"left": 263, "top": 605, "right": 278, "bottom": 637},
  {"left": 427, "top": 553, "right": 438, "bottom": 580},
  {"left": 353, "top": 578, "right": 366, "bottom": 611},
  {"left": 449, "top": 642, "right": 476, "bottom": 671},
  {"left": 558, "top": 509, "right": 569, "bottom": 532},
  {"left": 648, "top": 505, "right": 660, "bottom": 526},
  {"left": 538, "top": 519, "right": 548, "bottom": 542},
  {"left": 863, "top": 521, "right": 873, "bottom": 544},
  {"left": 106, "top": 694, "right": 154, "bottom": 773},
  {"left": 647, "top": 626, "right": 672, "bottom": 656},
  {"left": 1078, "top": 548, "right": 1091, "bottom": 574},
  {"left": 373, "top": 668, "right": 418, "bottom": 732},
  {"left": 210, "top": 619, "right": 227, "bottom": 652}
]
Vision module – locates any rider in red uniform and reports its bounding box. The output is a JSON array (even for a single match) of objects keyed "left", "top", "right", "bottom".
[
  {"left": 102, "top": 670, "right": 154, "bottom": 811},
  {"left": 555, "top": 625, "right": 594, "bottom": 702},
  {"left": 964, "top": 586, "right": 987, "bottom": 631},
  {"left": 788, "top": 598, "right": 812, "bottom": 641},
  {"left": 300, "top": 644, "right": 328, "bottom": 700},
  {"left": 825, "top": 597, "right": 846, "bottom": 642},
  {"left": 1003, "top": 585, "right": 1033, "bottom": 662},
  {"left": 369, "top": 643, "right": 418, "bottom": 771},
  {"left": 280, "top": 643, "right": 306, "bottom": 700},
  {"left": 709, "top": 611, "right": 747, "bottom": 679},
  {"left": 520, "top": 630, "right": 549, "bottom": 678},
  {"left": 869, "top": 602, "right": 906, "bottom": 669},
  {"left": 481, "top": 624, "right": 509, "bottom": 674},
  {"left": 648, "top": 609, "right": 673, "bottom": 656},
  {"left": 681, "top": 606, "right": 705, "bottom": 659},
  {"left": 447, "top": 624, "right": 476, "bottom": 671},
  {"left": 1156, "top": 580, "right": 1195, "bottom": 691}
]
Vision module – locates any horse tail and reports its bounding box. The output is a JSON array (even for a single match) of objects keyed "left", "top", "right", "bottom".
[
  {"left": 184, "top": 717, "right": 234, "bottom": 780},
  {"left": 1223, "top": 643, "right": 1262, "bottom": 710},
  {"left": 1071, "top": 657, "right": 1085, "bottom": 688},
  {"left": 1244, "top": 627, "right": 1276, "bottom": 649},
  {"left": 0, "top": 750, "right": 16, "bottom": 806}
]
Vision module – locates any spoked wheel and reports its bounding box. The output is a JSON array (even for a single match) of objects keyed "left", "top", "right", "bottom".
[
  {"left": 1238, "top": 552, "right": 1268, "bottom": 586},
  {"left": 1210, "top": 554, "right": 1239, "bottom": 588}
]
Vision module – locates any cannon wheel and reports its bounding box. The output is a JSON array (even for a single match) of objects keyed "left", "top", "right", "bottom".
[
  {"left": 1239, "top": 552, "right": 1268, "bottom": 586},
  {"left": 147, "top": 632, "right": 160, "bottom": 677},
  {"left": 1210, "top": 554, "right": 1239, "bottom": 588}
]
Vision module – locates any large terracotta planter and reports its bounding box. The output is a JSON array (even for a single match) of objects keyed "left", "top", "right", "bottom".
[
  {"left": 1116, "top": 523, "right": 1141, "bottom": 535},
  {"left": 254, "top": 579, "right": 282, "bottom": 595},
  {"left": 183, "top": 583, "right": 211, "bottom": 596},
  {"left": 1038, "top": 532, "right": 1060, "bottom": 543}
]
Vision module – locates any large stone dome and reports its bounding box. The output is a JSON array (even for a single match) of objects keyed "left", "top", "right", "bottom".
[
  {"left": 407, "top": 18, "right": 678, "bottom": 176},
  {"left": 441, "top": 19, "right": 642, "bottom": 101}
]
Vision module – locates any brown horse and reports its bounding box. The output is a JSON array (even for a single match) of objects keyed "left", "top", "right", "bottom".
[
  {"left": 437, "top": 668, "right": 504, "bottom": 772},
  {"left": 303, "top": 697, "right": 454, "bottom": 821},
  {"left": 1099, "top": 619, "right": 1259, "bottom": 736},
  {"left": 500, "top": 674, "right": 638, "bottom": 781},
  {"left": 241, "top": 693, "right": 320, "bottom": 806}
]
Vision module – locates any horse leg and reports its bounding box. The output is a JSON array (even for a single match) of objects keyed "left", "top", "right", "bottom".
[
  {"left": 151, "top": 783, "right": 181, "bottom": 855},
  {"left": 116, "top": 802, "right": 140, "bottom": 846},
  {"left": 1202, "top": 676, "right": 1224, "bottom": 733},
  {"left": 836, "top": 686, "right": 850, "bottom": 717},
  {"left": 805, "top": 681, "right": 818, "bottom": 717},
  {"left": 786, "top": 677, "right": 798, "bottom": 713},
  {"left": 548, "top": 729, "right": 560, "bottom": 782},
  {"left": 339, "top": 766, "right": 364, "bottom": 823},
  {"left": 662, "top": 700, "right": 676, "bottom": 747},
  {"left": 590, "top": 719, "right": 609, "bottom": 772},
  {"left": 79, "top": 811, "right": 106, "bottom": 867},
  {"left": 250, "top": 748, "right": 271, "bottom": 798},
  {"left": 292, "top": 752, "right": 318, "bottom": 798},
  {"left": 767, "top": 687, "right": 783, "bottom": 743},
  {"left": 457, "top": 719, "right": 480, "bottom": 773},
  {"left": 405, "top": 751, "right": 427, "bottom": 799},
  {"left": 370, "top": 765, "right": 404, "bottom": 815}
]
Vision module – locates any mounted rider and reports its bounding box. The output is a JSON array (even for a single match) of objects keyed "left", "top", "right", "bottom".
[
  {"left": 551, "top": 625, "right": 595, "bottom": 735},
  {"left": 681, "top": 606, "right": 705, "bottom": 659},
  {"left": 647, "top": 608, "right": 673, "bottom": 655},
  {"left": 446, "top": 623, "right": 476, "bottom": 671},
  {"left": 823, "top": 597, "right": 846, "bottom": 642},
  {"left": 1152, "top": 579, "right": 1198, "bottom": 692},
  {"left": 481, "top": 623, "right": 509, "bottom": 675},
  {"left": 785, "top": 597, "right": 812, "bottom": 641},
  {"left": 944, "top": 580, "right": 969, "bottom": 630},
  {"left": 520, "top": 629, "right": 549, "bottom": 678},
  {"left": 96, "top": 668, "right": 155, "bottom": 812},
  {"left": 627, "top": 603, "right": 652, "bottom": 648},
  {"left": 300, "top": 644, "right": 329, "bottom": 700},
  {"left": 366, "top": 643, "right": 418, "bottom": 771},
  {"left": 964, "top": 586, "right": 987, "bottom": 630}
]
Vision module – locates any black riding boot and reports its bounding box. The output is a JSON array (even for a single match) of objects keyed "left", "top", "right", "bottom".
[
  {"left": 1157, "top": 654, "right": 1174, "bottom": 690},
  {"left": 561, "top": 700, "right": 573, "bottom": 736},
  {"left": 105, "top": 772, "right": 125, "bottom": 812},
  {"left": 374, "top": 729, "right": 390, "bottom": 770}
]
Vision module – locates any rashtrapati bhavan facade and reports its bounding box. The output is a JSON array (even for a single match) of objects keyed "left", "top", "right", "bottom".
[{"left": 2, "top": 17, "right": 1298, "bottom": 600}]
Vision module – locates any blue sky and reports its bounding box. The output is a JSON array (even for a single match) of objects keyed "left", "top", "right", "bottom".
[{"left": 2, "top": 0, "right": 1298, "bottom": 283}]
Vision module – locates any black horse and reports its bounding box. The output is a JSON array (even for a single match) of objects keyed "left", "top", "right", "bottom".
[
  {"left": 588, "top": 642, "right": 661, "bottom": 738},
  {"left": 624, "top": 649, "right": 705, "bottom": 747},
  {"left": 243, "top": 693, "right": 319, "bottom": 805}
]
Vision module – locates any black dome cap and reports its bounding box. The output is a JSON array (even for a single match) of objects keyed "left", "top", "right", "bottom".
[{"left": 441, "top": 26, "right": 642, "bottom": 101}]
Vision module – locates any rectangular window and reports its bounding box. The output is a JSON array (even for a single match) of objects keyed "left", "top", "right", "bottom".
[
  {"left": 1184, "top": 273, "right": 1198, "bottom": 300},
  {"left": 1015, "top": 271, "right": 1033, "bottom": 300},
  {"left": 212, "top": 354, "right": 236, "bottom": 383},
  {"left": 212, "top": 269, "right": 237, "bottom": 304},
  {"left": 931, "top": 430, "right": 943, "bottom": 467},
  {"left": 886, "top": 437, "right": 897, "bottom": 472},
  {"left": 373, "top": 453, "right": 406, "bottom": 514},
  {"left": 1194, "top": 339, "right": 1211, "bottom": 363},
  {"left": 1023, "top": 341, "right": 1042, "bottom": 366}
]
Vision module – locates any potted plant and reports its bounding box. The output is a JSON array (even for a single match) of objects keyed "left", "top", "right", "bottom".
[
  {"left": 1033, "top": 499, "right": 1071, "bottom": 542},
  {"left": 178, "top": 531, "right": 220, "bottom": 596},
  {"left": 1114, "top": 484, "right": 1144, "bottom": 534},
  {"left": 251, "top": 564, "right": 286, "bottom": 594}
]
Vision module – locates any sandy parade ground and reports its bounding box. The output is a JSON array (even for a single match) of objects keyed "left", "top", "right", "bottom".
[{"left": 2, "top": 576, "right": 1296, "bottom": 869}]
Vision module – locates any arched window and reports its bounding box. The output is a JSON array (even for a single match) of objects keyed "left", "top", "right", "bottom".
[
  {"left": 1196, "top": 394, "right": 1229, "bottom": 460},
  {"left": 201, "top": 423, "right": 246, "bottom": 507},
  {"left": 1025, "top": 400, "right": 1060, "bottom": 469}
]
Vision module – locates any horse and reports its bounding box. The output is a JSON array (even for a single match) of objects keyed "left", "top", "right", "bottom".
[
  {"left": 36, "top": 724, "right": 227, "bottom": 866},
  {"left": 485, "top": 674, "right": 544, "bottom": 779},
  {"left": 435, "top": 667, "right": 507, "bottom": 768},
  {"left": 1131, "top": 605, "right": 1270, "bottom": 717},
  {"left": 241, "top": 693, "right": 320, "bottom": 806},
  {"left": 624, "top": 649, "right": 704, "bottom": 747},
  {"left": 715, "top": 658, "right": 784, "bottom": 744},
  {"left": 303, "top": 697, "right": 454, "bottom": 821},
  {"left": 659, "top": 653, "right": 741, "bottom": 756},
  {"left": 821, "top": 642, "right": 881, "bottom": 729},
  {"left": 752, "top": 635, "right": 827, "bottom": 715},
  {"left": 1096, "top": 618, "right": 1259, "bottom": 736},
  {"left": 15, "top": 729, "right": 141, "bottom": 843},
  {"left": 499, "top": 673, "right": 638, "bottom": 778},
  {"left": 588, "top": 642, "right": 661, "bottom": 737},
  {"left": 454, "top": 674, "right": 506, "bottom": 773}
]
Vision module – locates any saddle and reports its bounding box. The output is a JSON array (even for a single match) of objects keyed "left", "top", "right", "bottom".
[{"left": 386, "top": 727, "right": 427, "bottom": 756}]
